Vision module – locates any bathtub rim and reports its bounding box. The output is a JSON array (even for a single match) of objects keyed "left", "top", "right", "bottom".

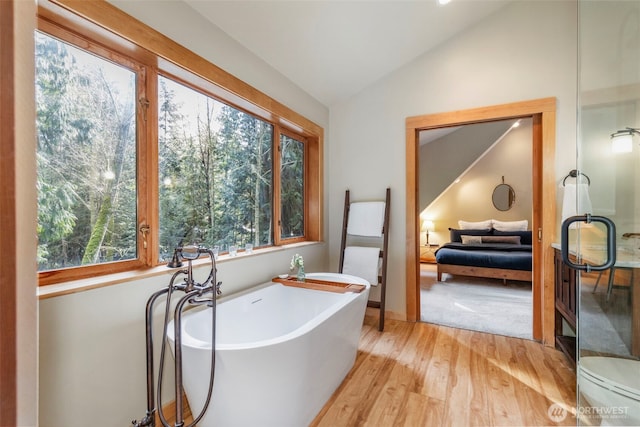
[
  {"left": 167, "top": 272, "right": 370, "bottom": 351},
  {"left": 217, "top": 272, "right": 371, "bottom": 304}
]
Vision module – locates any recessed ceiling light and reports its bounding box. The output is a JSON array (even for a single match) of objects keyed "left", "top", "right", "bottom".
[{"left": 438, "top": 0, "right": 451, "bottom": 5}]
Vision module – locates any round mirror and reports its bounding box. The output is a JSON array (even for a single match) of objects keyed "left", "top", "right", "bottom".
[{"left": 492, "top": 183, "right": 515, "bottom": 211}]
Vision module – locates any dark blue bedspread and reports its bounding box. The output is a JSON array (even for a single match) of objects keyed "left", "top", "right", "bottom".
[{"left": 435, "top": 243, "right": 532, "bottom": 271}]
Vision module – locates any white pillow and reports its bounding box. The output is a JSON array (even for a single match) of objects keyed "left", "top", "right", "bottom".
[
  {"left": 492, "top": 219, "right": 528, "bottom": 231},
  {"left": 458, "top": 219, "right": 493, "bottom": 230}
]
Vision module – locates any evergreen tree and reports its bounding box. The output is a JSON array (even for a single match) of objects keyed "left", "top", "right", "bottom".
[{"left": 35, "top": 33, "right": 136, "bottom": 269}]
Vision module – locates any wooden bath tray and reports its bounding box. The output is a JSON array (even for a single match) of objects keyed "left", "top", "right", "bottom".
[{"left": 272, "top": 276, "right": 366, "bottom": 293}]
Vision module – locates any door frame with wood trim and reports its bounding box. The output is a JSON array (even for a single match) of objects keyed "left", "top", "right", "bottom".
[
  {"left": 405, "top": 97, "right": 557, "bottom": 345},
  {"left": 1, "top": 0, "right": 18, "bottom": 422}
]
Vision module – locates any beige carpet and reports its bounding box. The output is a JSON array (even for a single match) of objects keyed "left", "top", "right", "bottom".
[{"left": 420, "top": 264, "right": 533, "bottom": 340}]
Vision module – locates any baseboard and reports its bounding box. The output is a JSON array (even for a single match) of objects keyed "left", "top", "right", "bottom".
[{"left": 365, "top": 306, "right": 406, "bottom": 321}]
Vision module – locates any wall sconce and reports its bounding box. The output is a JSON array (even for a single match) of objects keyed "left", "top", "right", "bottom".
[
  {"left": 611, "top": 127, "right": 640, "bottom": 153},
  {"left": 421, "top": 220, "right": 435, "bottom": 246}
]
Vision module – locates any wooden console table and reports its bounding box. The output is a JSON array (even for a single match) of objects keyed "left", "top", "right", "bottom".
[
  {"left": 553, "top": 248, "right": 576, "bottom": 365},
  {"left": 554, "top": 244, "right": 640, "bottom": 359}
]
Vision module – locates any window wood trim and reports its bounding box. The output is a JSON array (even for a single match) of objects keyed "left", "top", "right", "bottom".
[
  {"left": 36, "top": 0, "right": 324, "bottom": 285},
  {"left": 41, "top": 0, "right": 323, "bottom": 138},
  {"left": 142, "top": 67, "right": 159, "bottom": 266},
  {"left": 276, "top": 127, "right": 308, "bottom": 245},
  {"left": 0, "top": 0, "right": 18, "bottom": 421},
  {"left": 273, "top": 125, "right": 283, "bottom": 245},
  {"left": 34, "top": 27, "right": 149, "bottom": 286}
]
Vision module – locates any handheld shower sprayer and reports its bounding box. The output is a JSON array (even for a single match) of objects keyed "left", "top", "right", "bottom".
[{"left": 132, "top": 244, "right": 220, "bottom": 427}]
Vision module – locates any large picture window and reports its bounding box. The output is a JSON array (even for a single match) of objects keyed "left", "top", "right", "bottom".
[
  {"left": 158, "top": 76, "right": 273, "bottom": 260},
  {"left": 35, "top": 32, "right": 138, "bottom": 271},
  {"left": 36, "top": 0, "right": 322, "bottom": 286}
]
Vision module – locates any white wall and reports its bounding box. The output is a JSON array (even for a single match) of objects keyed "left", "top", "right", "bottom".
[
  {"left": 327, "top": 0, "right": 578, "bottom": 319},
  {"left": 109, "top": 0, "right": 328, "bottom": 126},
  {"left": 38, "top": 3, "right": 330, "bottom": 426}
]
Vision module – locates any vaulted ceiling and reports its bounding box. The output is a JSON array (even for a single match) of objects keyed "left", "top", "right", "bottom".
[{"left": 181, "top": 0, "right": 513, "bottom": 107}]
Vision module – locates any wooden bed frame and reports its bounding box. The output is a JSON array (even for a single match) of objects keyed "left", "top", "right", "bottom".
[{"left": 437, "top": 263, "right": 532, "bottom": 283}]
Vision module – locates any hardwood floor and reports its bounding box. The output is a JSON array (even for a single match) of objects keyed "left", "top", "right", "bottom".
[{"left": 311, "top": 314, "right": 576, "bottom": 427}]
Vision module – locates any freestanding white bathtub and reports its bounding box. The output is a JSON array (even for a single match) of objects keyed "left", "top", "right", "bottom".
[{"left": 167, "top": 272, "right": 370, "bottom": 427}]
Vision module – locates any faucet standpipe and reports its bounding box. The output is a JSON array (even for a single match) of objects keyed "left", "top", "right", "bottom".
[{"left": 134, "top": 243, "right": 220, "bottom": 427}]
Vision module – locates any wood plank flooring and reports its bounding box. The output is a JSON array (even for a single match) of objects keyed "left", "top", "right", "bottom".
[{"left": 311, "top": 314, "right": 577, "bottom": 427}]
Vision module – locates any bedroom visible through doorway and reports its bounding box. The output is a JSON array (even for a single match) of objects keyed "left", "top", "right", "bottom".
[
  {"left": 417, "top": 117, "right": 533, "bottom": 339},
  {"left": 405, "top": 97, "right": 558, "bottom": 345}
]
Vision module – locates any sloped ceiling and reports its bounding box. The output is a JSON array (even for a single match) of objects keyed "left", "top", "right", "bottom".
[
  {"left": 419, "top": 119, "right": 516, "bottom": 210},
  {"left": 182, "top": 0, "right": 513, "bottom": 107}
]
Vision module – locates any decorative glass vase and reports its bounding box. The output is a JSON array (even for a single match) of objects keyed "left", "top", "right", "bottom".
[{"left": 296, "top": 265, "right": 305, "bottom": 282}]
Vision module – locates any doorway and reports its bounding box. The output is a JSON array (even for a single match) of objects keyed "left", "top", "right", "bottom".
[
  {"left": 418, "top": 118, "right": 534, "bottom": 339},
  {"left": 405, "top": 97, "right": 557, "bottom": 344}
]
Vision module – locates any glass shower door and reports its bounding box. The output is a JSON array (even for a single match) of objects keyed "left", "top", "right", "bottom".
[{"left": 575, "top": 1, "right": 640, "bottom": 426}]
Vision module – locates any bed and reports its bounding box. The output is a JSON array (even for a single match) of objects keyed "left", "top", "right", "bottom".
[{"left": 435, "top": 228, "right": 533, "bottom": 282}]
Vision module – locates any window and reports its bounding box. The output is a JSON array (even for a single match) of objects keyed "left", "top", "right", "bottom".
[
  {"left": 279, "top": 132, "right": 305, "bottom": 240},
  {"left": 36, "top": 0, "right": 322, "bottom": 285},
  {"left": 35, "top": 32, "right": 140, "bottom": 272},
  {"left": 158, "top": 76, "right": 273, "bottom": 260}
]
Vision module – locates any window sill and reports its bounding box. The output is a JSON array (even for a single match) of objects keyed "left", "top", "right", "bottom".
[{"left": 37, "top": 241, "right": 321, "bottom": 299}]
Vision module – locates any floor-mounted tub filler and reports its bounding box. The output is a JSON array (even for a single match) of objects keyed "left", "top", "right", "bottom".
[
  {"left": 133, "top": 245, "right": 221, "bottom": 427},
  {"left": 168, "top": 272, "right": 371, "bottom": 427}
]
